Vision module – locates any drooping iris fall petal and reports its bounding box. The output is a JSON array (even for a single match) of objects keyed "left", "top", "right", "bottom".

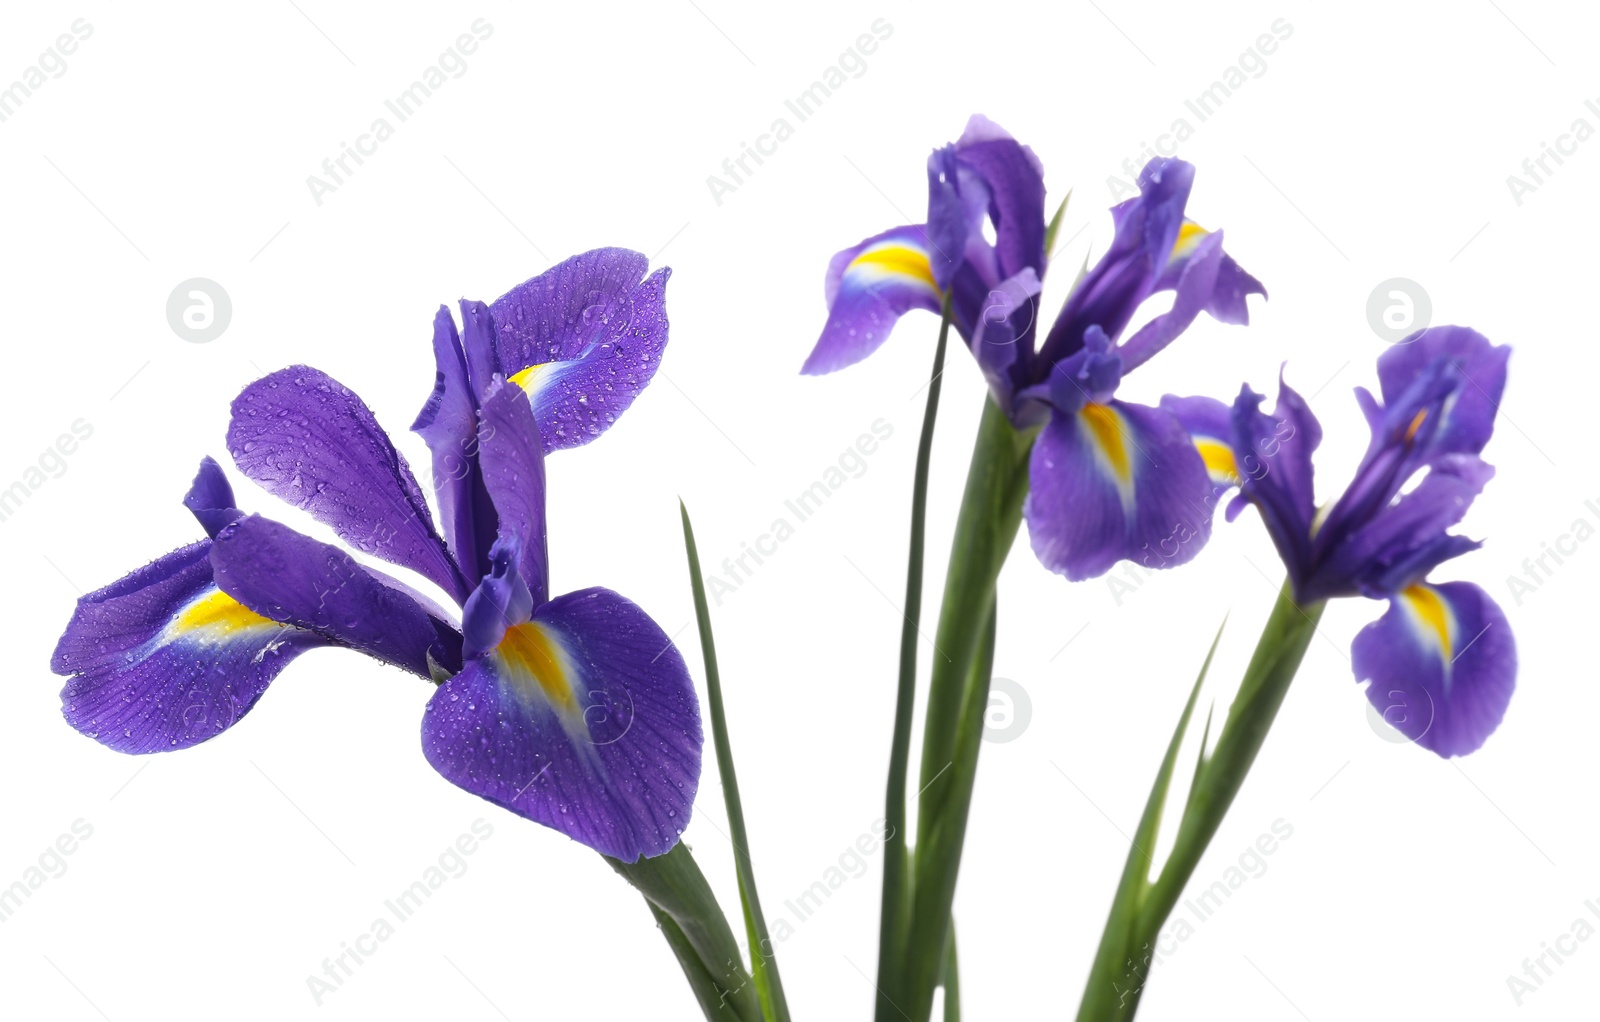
[
  {"left": 485, "top": 248, "right": 673, "bottom": 454},
  {"left": 804, "top": 225, "right": 943, "bottom": 375},
  {"left": 1352, "top": 580, "right": 1515, "bottom": 757},
  {"left": 421, "top": 586, "right": 702, "bottom": 863},
  {"left": 1025, "top": 398, "right": 1213, "bottom": 581},
  {"left": 53, "top": 541, "right": 326, "bottom": 753}
]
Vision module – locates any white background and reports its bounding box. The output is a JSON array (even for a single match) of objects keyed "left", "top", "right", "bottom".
[{"left": 1, "top": 1, "right": 1594, "bottom": 1018}]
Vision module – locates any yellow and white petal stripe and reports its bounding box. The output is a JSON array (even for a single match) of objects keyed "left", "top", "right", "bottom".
[
  {"left": 493, "top": 620, "right": 599, "bottom": 760},
  {"left": 167, "top": 587, "right": 289, "bottom": 647},
  {"left": 1080, "top": 402, "right": 1137, "bottom": 512},
  {"left": 842, "top": 239, "right": 941, "bottom": 298},
  {"left": 1171, "top": 219, "right": 1210, "bottom": 263},
  {"left": 1193, "top": 435, "right": 1241, "bottom": 487},
  {"left": 1400, "top": 582, "right": 1458, "bottom": 670}
]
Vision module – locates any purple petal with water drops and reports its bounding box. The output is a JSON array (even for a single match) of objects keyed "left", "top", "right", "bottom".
[
  {"left": 413, "top": 305, "right": 498, "bottom": 582},
  {"left": 1025, "top": 398, "right": 1214, "bottom": 581},
  {"left": 803, "top": 225, "right": 943, "bottom": 375},
  {"left": 488, "top": 250, "right": 670, "bottom": 453},
  {"left": 184, "top": 456, "right": 242, "bottom": 538},
  {"left": 477, "top": 378, "right": 549, "bottom": 605},
  {"left": 1353, "top": 580, "right": 1515, "bottom": 757},
  {"left": 229, "top": 366, "right": 470, "bottom": 603},
  {"left": 210, "top": 514, "right": 462, "bottom": 679},
  {"left": 460, "top": 538, "right": 535, "bottom": 660},
  {"left": 421, "top": 586, "right": 702, "bottom": 862},
  {"left": 52, "top": 541, "right": 326, "bottom": 753}
]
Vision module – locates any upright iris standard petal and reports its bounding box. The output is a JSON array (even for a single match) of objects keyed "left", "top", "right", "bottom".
[
  {"left": 421, "top": 586, "right": 702, "bottom": 862},
  {"left": 1376, "top": 325, "right": 1509, "bottom": 458},
  {"left": 803, "top": 225, "right": 943, "bottom": 375},
  {"left": 476, "top": 378, "right": 550, "bottom": 606},
  {"left": 1116, "top": 230, "right": 1234, "bottom": 373},
  {"left": 413, "top": 306, "right": 498, "bottom": 582},
  {"left": 230, "top": 366, "right": 470, "bottom": 603},
  {"left": 184, "top": 457, "right": 242, "bottom": 538},
  {"left": 1025, "top": 398, "right": 1213, "bottom": 581},
  {"left": 486, "top": 248, "right": 671, "bottom": 454},
  {"left": 209, "top": 514, "right": 463, "bottom": 679},
  {"left": 1225, "top": 380, "right": 1323, "bottom": 592},
  {"left": 53, "top": 541, "right": 326, "bottom": 753},
  {"left": 943, "top": 114, "right": 1047, "bottom": 283},
  {"left": 1037, "top": 159, "right": 1194, "bottom": 366},
  {"left": 1352, "top": 580, "right": 1516, "bottom": 757}
]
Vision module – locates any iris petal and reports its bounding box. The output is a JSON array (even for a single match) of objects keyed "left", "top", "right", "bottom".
[
  {"left": 209, "top": 515, "right": 463, "bottom": 679},
  {"left": 1377, "top": 326, "right": 1509, "bottom": 458},
  {"left": 477, "top": 378, "right": 550, "bottom": 606},
  {"left": 1025, "top": 399, "right": 1214, "bottom": 580},
  {"left": 1352, "top": 580, "right": 1515, "bottom": 757},
  {"left": 488, "top": 249, "right": 671, "bottom": 454},
  {"left": 421, "top": 587, "right": 702, "bottom": 862},
  {"left": 230, "top": 366, "right": 470, "bottom": 603},
  {"left": 802, "top": 225, "right": 942, "bottom": 375},
  {"left": 413, "top": 305, "right": 498, "bottom": 581},
  {"left": 52, "top": 541, "right": 325, "bottom": 753}
]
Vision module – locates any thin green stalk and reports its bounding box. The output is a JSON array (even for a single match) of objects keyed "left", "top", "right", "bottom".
[
  {"left": 876, "top": 295, "right": 954, "bottom": 1015},
  {"left": 885, "top": 397, "right": 1030, "bottom": 1022},
  {"left": 941, "top": 919, "right": 961, "bottom": 1022},
  {"left": 903, "top": 600, "right": 998, "bottom": 1022},
  {"left": 680, "top": 502, "right": 790, "bottom": 1022},
  {"left": 1075, "top": 581, "right": 1326, "bottom": 1022},
  {"left": 609, "top": 842, "right": 763, "bottom": 1021}
]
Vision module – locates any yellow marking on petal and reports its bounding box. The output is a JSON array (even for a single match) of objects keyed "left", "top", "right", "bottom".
[
  {"left": 1404, "top": 408, "right": 1428, "bottom": 443},
  {"left": 1402, "top": 583, "right": 1455, "bottom": 660},
  {"left": 1195, "top": 438, "right": 1240, "bottom": 484},
  {"left": 1172, "top": 220, "right": 1209, "bottom": 260},
  {"left": 173, "top": 590, "right": 276, "bottom": 640},
  {"left": 1081, "top": 402, "right": 1131, "bottom": 483},
  {"left": 849, "top": 244, "right": 939, "bottom": 293},
  {"left": 507, "top": 362, "right": 556, "bottom": 397},
  {"left": 496, "top": 621, "right": 577, "bottom": 713}
]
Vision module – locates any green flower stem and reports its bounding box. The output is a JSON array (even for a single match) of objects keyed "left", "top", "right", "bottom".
[
  {"left": 890, "top": 397, "right": 1033, "bottom": 1022},
  {"left": 681, "top": 501, "right": 790, "bottom": 1022},
  {"left": 942, "top": 919, "right": 961, "bottom": 1021},
  {"left": 609, "top": 842, "right": 763, "bottom": 1021},
  {"left": 876, "top": 296, "right": 953, "bottom": 1017},
  {"left": 1075, "top": 580, "right": 1326, "bottom": 1022}
]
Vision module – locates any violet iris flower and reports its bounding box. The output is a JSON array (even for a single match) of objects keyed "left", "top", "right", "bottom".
[
  {"left": 802, "top": 115, "right": 1266, "bottom": 580},
  {"left": 52, "top": 249, "right": 700, "bottom": 861},
  {"left": 1162, "top": 326, "right": 1517, "bottom": 757}
]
